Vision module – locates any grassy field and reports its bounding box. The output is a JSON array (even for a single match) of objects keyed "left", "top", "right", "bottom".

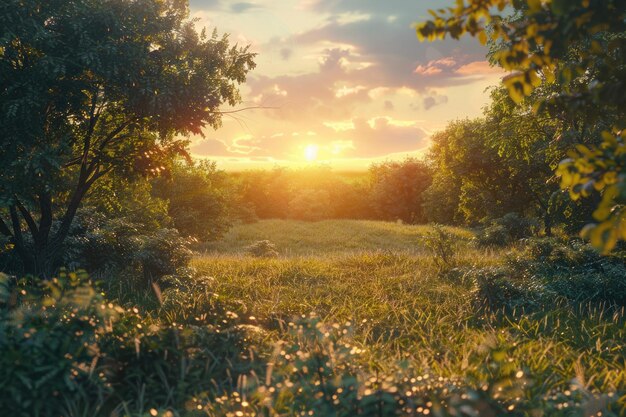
[
  {"left": 193, "top": 220, "right": 626, "bottom": 405},
  {"left": 205, "top": 219, "right": 474, "bottom": 256},
  {"left": 6, "top": 219, "right": 625, "bottom": 415}
]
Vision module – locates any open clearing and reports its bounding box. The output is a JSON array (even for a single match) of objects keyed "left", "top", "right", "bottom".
[{"left": 193, "top": 220, "right": 625, "bottom": 396}]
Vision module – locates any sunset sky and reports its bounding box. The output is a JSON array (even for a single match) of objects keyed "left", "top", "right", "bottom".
[{"left": 188, "top": 0, "right": 506, "bottom": 170}]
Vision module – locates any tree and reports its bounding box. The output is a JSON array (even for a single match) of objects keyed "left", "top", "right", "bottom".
[
  {"left": 151, "top": 160, "right": 234, "bottom": 241},
  {"left": 416, "top": 0, "right": 625, "bottom": 251},
  {"left": 425, "top": 118, "right": 538, "bottom": 226},
  {"left": 369, "top": 159, "right": 432, "bottom": 224},
  {"left": 0, "top": 0, "right": 255, "bottom": 277}
]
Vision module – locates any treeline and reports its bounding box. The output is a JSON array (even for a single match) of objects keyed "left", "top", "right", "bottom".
[
  {"left": 231, "top": 161, "right": 431, "bottom": 223},
  {"left": 224, "top": 87, "right": 601, "bottom": 236}
]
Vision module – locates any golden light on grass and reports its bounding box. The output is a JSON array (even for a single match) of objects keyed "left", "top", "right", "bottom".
[{"left": 304, "top": 144, "right": 319, "bottom": 161}]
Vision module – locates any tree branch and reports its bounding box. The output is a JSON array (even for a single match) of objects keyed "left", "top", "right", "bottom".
[
  {"left": 38, "top": 192, "right": 53, "bottom": 244},
  {"left": 213, "top": 106, "right": 279, "bottom": 115},
  {"left": 0, "top": 216, "right": 13, "bottom": 238},
  {"left": 14, "top": 197, "right": 39, "bottom": 239},
  {"left": 9, "top": 206, "right": 25, "bottom": 251}
]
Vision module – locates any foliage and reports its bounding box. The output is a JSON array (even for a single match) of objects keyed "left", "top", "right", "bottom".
[
  {"left": 558, "top": 130, "right": 626, "bottom": 252},
  {"left": 0, "top": 270, "right": 259, "bottom": 416},
  {"left": 0, "top": 271, "right": 117, "bottom": 416},
  {"left": 245, "top": 240, "right": 279, "bottom": 258},
  {"left": 423, "top": 224, "right": 457, "bottom": 272},
  {"left": 425, "top": 117, "right": 542, "bottom": 226},
  {"left": 233, "top": 164, "right": 434, "bottom": 224},
  {"left": 288, "top": 189, "right": 332, "bottom": 221},
  {"left": 471, "top": 237, "right": 626, "bottom": 311},
  {"left": 61, "top": 177, "right": 193, "bottom": 282},
  {"left": 475, "top": 213, "right": 538, "bottom": 247},
  {"left": 152, "top": 160, "right": 234, "bottom": 241},
  {"left": 369, "top": 158, "right": 432, "bottom": 224},
  {"left": 0, "top": 0, "right": 255, "bottom": 277},
  {"left": 416, "top": 0, "right": 626, "bottom": 251}
]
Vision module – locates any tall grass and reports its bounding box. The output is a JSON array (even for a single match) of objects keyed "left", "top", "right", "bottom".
[{"left": 193, "top": 220, "right": 626, "bottom": 407}]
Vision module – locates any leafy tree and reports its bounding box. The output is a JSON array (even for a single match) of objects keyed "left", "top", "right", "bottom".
[
  {"left": 369, "top": 159, "right": 432, "bottom": 224},
  {"left": 425, "top": 118, "right": 536, "bottom": 226},
  {"left": 0, "top": 0, "right": 255, "bottom": 276},
  {"left": 424, "top": 88, "right": 599, "bottom": 234},
  {"left": 416, "top": 0, "right": 625, "bottom": 251},
  {"left": 235, "top": 168, "right": 292, "bottom": 219},
  {"left": 288, "top": 189, "right": 332, "bottom": 221},
  {"left": 152, "top": 160, "right": 233, "bottom": 241}
]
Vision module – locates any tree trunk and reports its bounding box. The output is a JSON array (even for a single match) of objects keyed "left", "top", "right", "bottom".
[{"left": 544, "top": 213, "right": 553, "bottom": 237}]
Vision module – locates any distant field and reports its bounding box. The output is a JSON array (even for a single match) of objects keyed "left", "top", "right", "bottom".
[{"left": 204, "top": 219, "right": 475, "bottom": 256}]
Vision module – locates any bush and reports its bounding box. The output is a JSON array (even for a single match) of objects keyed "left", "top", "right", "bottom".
[
  {"left": 476, "top": 213, "right": 537, "bottom": 247},
  {"left": 64, "top": 212, "right": 193, "bottom": 284},
  {"left": 370, "top": 158, "right": 432, "bottom": 223},
  {"left": 508, "top": 238, "right": 626, "bottom": 306},
  {"left": 470, "top": 238, "right": 626, "bottom": 310},
  {"left": 495, "top": 213, "right": 537, "bottom": 240},
  {"left": 0, "top": 271, "right": 115, "bottom": 416},
  {"left": 245, "top": 240, "right": 279, "bottom": 258},
  {"left": 202, "top": 316, "right": 620, "bottom": 417},
  {"left": 423, "top": 224, "right": 457, "bottom": 272},
  {"left": 151, "top": 160, "right": 235, "bottom": 241},
  {"left": 0, "top": 271, "right": 258, "bottom": 416},
  {"left": 468, "top": 266, "right": 548, "bottom": 311},
  {"left": 475, "top": 224, "right": 510, "bottom": 247}
]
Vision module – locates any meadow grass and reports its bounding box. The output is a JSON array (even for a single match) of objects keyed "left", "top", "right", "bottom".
[
  {"left": 204, "top": 219, "right": 474, "bottom": 256},
  {"left": 193, "top": 220, "right": 626, "bottom": 401}
]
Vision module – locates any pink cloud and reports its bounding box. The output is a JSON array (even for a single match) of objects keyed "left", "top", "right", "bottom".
[
  {"left": 413, "top": 57, "right": 458, "bottom": 76},
  {"left": 455, "top": 60, "right": 504, "bottom": 76},
  {"left": 414, "top": 65, "right": 443, "bottom": 75}
]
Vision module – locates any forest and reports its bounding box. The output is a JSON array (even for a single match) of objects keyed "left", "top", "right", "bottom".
[{"left": 1, "top": 0, "right": 625, "bottom": 416}]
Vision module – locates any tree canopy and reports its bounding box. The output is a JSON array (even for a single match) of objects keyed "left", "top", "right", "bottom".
[
  {"left": 0, "top": 0, "right": 255, "bottom": 277},
  {"left": 416, "top": 0, "right": 625, "bottom": 251}
]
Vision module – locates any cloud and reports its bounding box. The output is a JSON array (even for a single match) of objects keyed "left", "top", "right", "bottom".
[
  {"left": 189, "top": 0, "right": 263, "bottom": 14},
  {"left": 247, "top": 47, "right": 372, "bottom": 123},
  {"left": 422, "top": 92, "right": 448, "bottom": 110},
  {"left": 192, "top": 116, "right": 429, "bottom": 160},
  {"left": 188, "top": 0, "right": 502, "bottom": 167},
  {"left": 189, "top": 138, "right": 232, "bottom": 156},
  {"left": 280, "top": 47, "right": 293, "bottom": 60},
  {"left": 455, "top": 60, "right": 504, "bottom": 76},
  {"left": 230, "top": 2, "right": 262, "bottom": 13}
]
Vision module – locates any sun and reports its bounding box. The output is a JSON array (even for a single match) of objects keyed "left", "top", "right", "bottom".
[{"left": 304, "top": 144, "right": 319, "bottom": 161}]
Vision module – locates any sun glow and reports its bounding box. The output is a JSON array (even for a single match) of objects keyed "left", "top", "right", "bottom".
[{"left": 304, "top": 144, "right": 319, "bottom": 161}]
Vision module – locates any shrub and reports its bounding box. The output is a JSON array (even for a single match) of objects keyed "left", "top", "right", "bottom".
[
  {"left": 0, "top": 271, "right": 259, "bottom": 416},
  {"left": 423, "top": 224, "right": 457, "bottom": 272},
  {"left": 370, "top": 158, "right": 432, "bottom": 224},
  {"left": 151, "top": 160, "right": 235, "bottom": 241},
  {"left": 245, "top": 240, "right": 279, "bottom": 258},
  {"left": 0, "top": 271, "right": 115, "bottom": 416},
  {"left": 201, "top": 316, "right": 621, "bottom": 417},
  {"left": 475, "top": 224, "right": 510, "bottom": 247},
  {"left": 64, "top": 213, "right": 193, "bottom": 284},
  {"left": 476, "top": 213, "right": 537, "bottom": 247},
  {"left": 508, "top": 238, "right": 626, "bottom": 306},
  {"left": 468, "top": 266, "right": 547, "bottom": 311}
]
